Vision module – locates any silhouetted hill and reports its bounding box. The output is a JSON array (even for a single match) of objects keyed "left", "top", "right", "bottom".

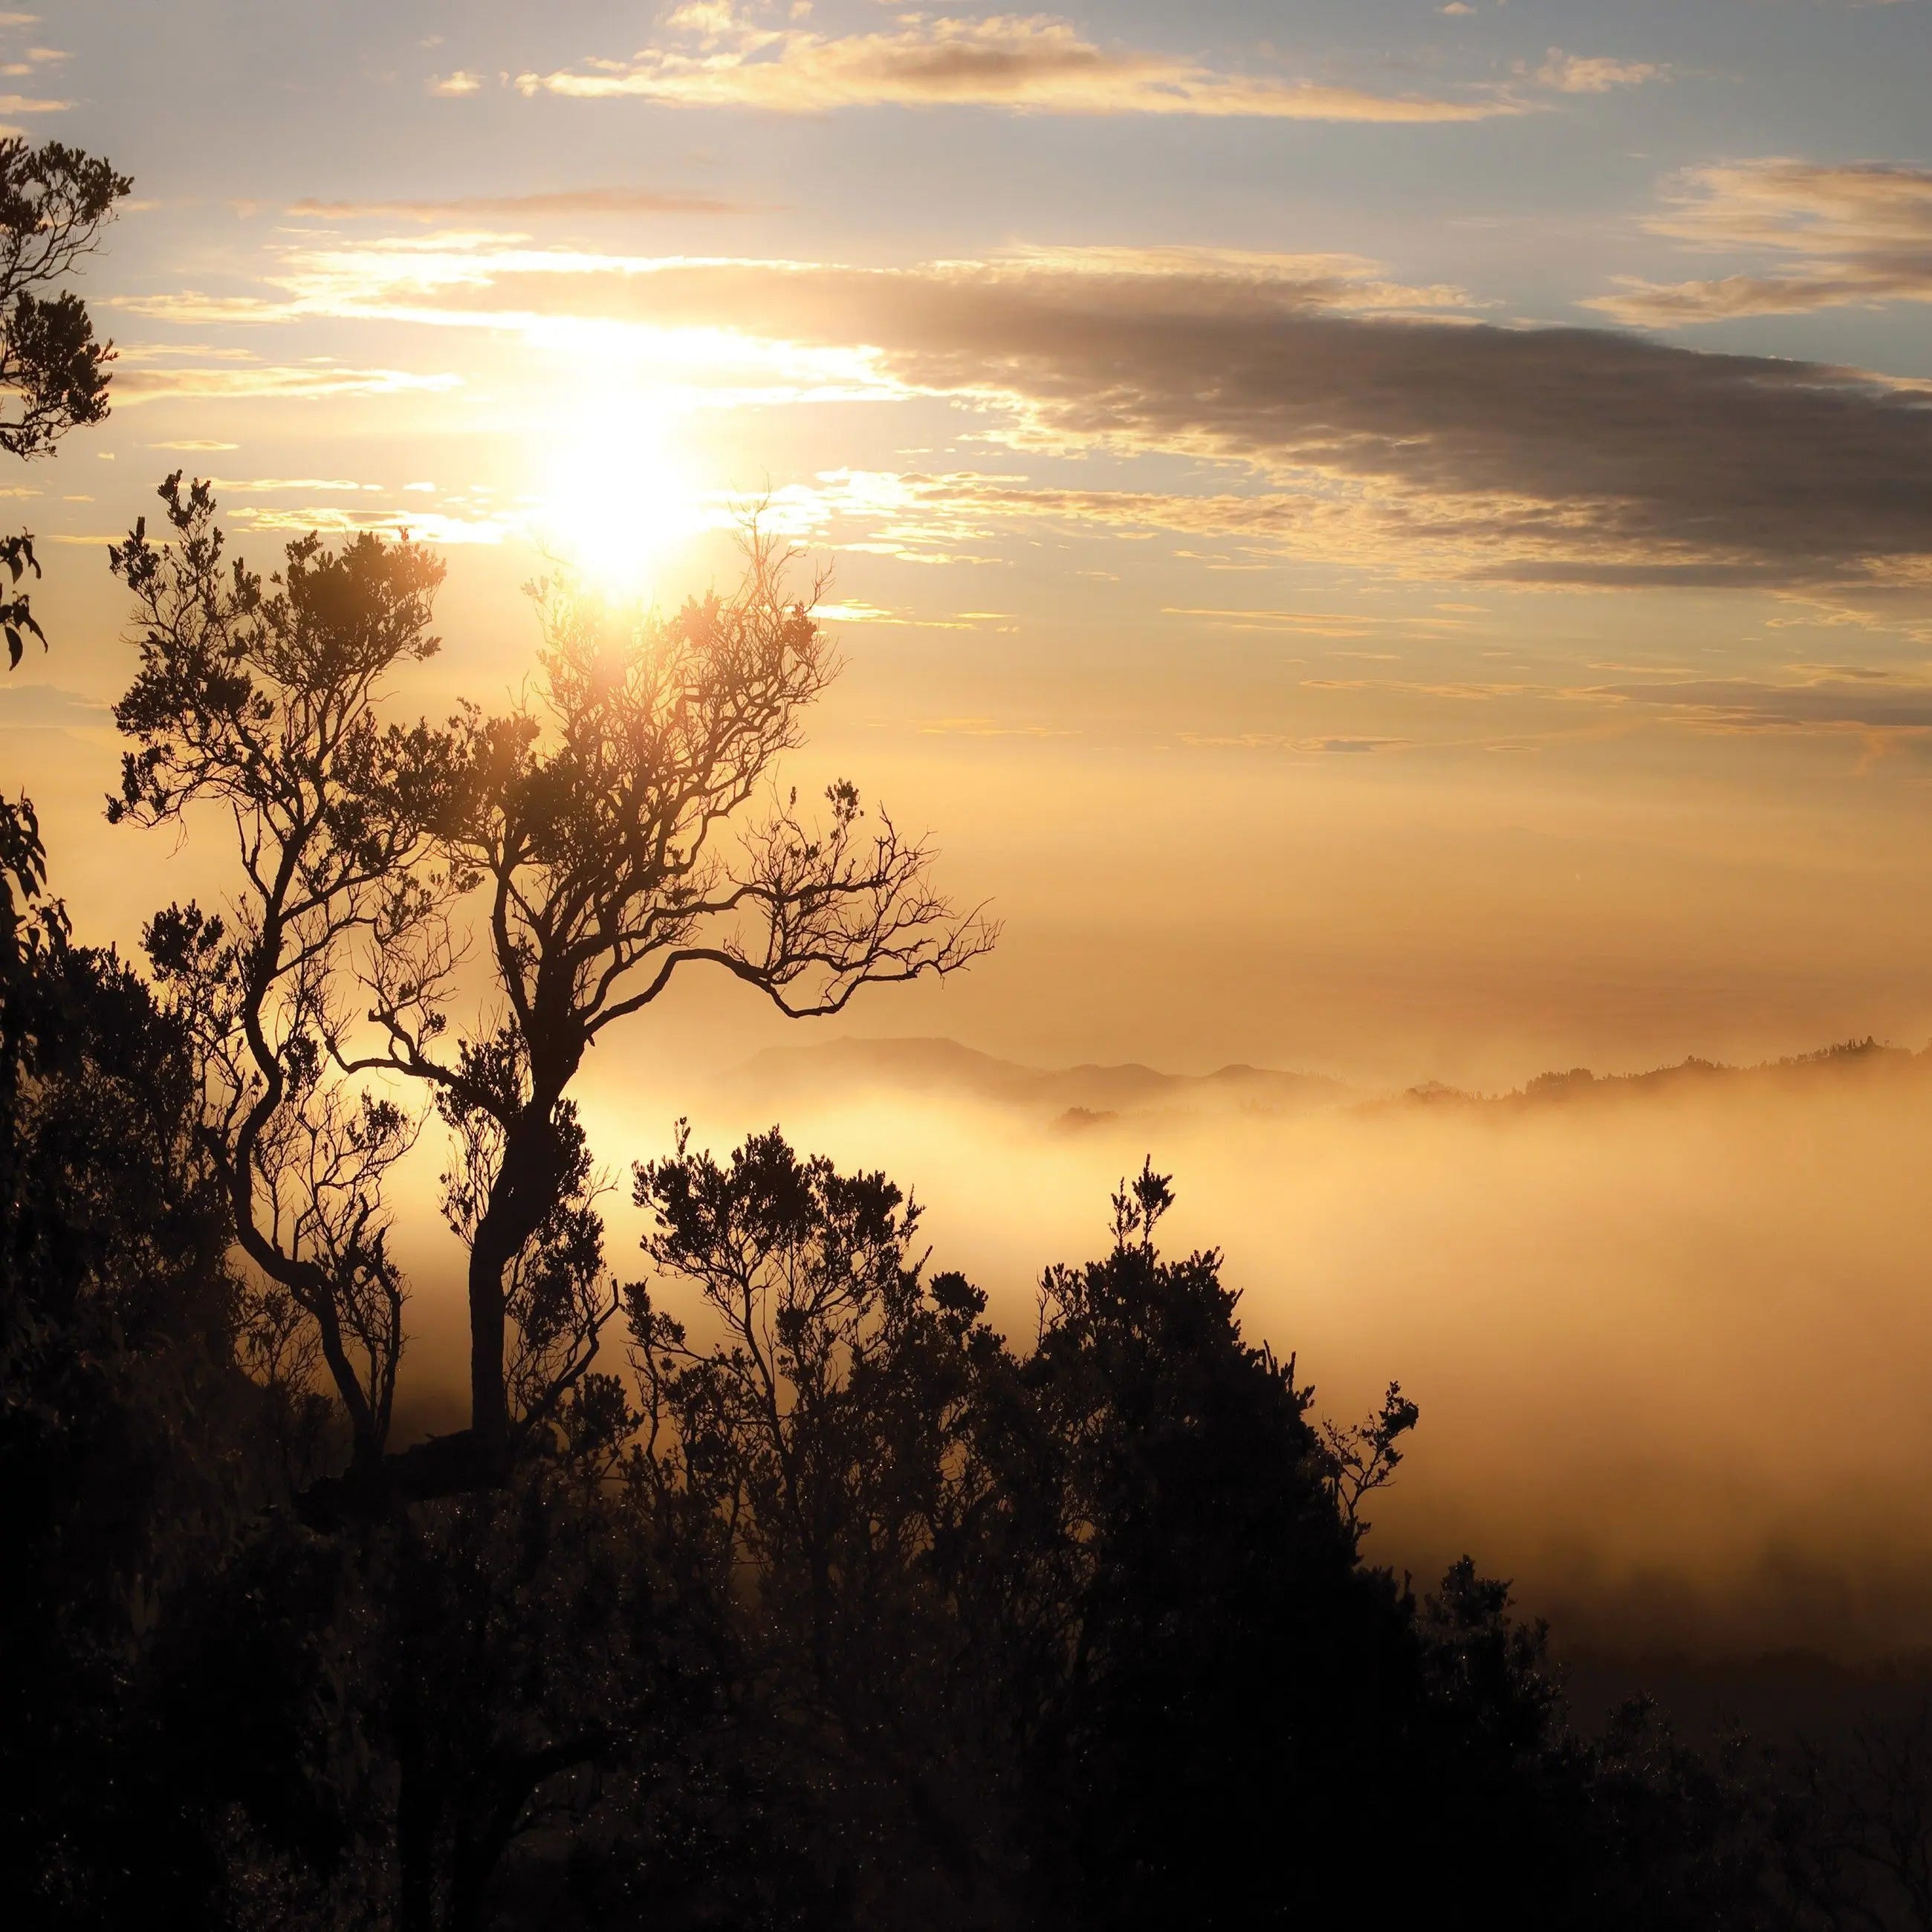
[
  {"left": 718, "top": 1035, "right": 1352, "bottom": 1127},
  {"left": 1372, "top": 1035, "right": 1928, "bottom": 1117},
  {"left": 722, "top": 1033, "right": 1932, "bottom": 1130}
]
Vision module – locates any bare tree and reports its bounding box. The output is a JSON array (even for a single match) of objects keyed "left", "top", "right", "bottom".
[
  {"left": 109, "top": 477, "right": 455, "bottom": 1474},
  {"left": 359, "top": 528, "right": 996, "bottom": 1465}
]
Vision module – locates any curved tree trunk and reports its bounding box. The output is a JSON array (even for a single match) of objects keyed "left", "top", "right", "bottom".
[{"left": 464, "top": 1097, "right": 571, "bottom": 1448}]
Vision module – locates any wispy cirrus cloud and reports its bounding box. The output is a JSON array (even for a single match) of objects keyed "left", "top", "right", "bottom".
[
  {"left": 759, "top": 469, "right": 1528, "bottom": 575},
  {"left": 1590, "top": 159, "right": 1932, "bottom": 325},
  {"left": 222, "top": 502, "right": 513, "bottom": 545},
  {"left": 112, "top": 361, "right": 463, "bottom": 403},
  {"left": 1526, "top": 49, "right": 1667, "bottom": 94},
  {"left": 510, "top": 6, "right": 1524, "bottom": 123},
  {"left": 1164, "top": 606, "right": 1474, "bottom": 639},
  {"left": 204, "top": 476, "right": 381, "bottom": 493},
  {"left": 1178, "top": 732, "right": 1413, "bottom": 754},
  {"left": 0, "top": 683, "right": 110, "bottom": 731},
  {"left": 1595, "top": 675, "right": 1932, "bottom": 734},
  {"left": 291, "top": 186, "right": 741, "bottom": 221}
]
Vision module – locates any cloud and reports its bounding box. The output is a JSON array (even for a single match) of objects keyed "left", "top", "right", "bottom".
[
  {"left": 0, "top": 45, "right": 64, "bottom": 77},
  {"left": 0, "top": 683, "right": 110, "bottom": 731},
  {"left": 428, "top": 70, "right": 484, "bottom": 97},
  {"left": 965, "top": 243, "right": 1479, "bottom": 312},
  {"left": 1589, "top": 159, "right": 1932, "bottom": 325},
  {"left": 1783, "top": 661, "right": 1907, "bottom": 682},
  {"left": 1179, "top": 732, "right": 1411, "bottom": 753},
  {"left": 135, "top": 237, "right": 1932, "bottom": 590},
  {"left": 514, "top": 8, "right": 1522, "bottom": 122},
  {"left": 1527, "top": 49, "right": 1667, "bottom": 94},
  {"left": 1164, "top": 606, "right": 1473, "bottom": 640},
  {"left": 205, "top": 477, "right": 377, "bottom": 493},
  {"left": 1598, "top": 675, "right": 1932, "bottom": 733},
  {"left": 756, "top": 465, "right": 1491, "bottom": 570},
  {"left": 113, "top": 363, "right": 464, "bottom": 403},
  {"left": 222, "top": 503, "right": 512, "bottom": 545},
  {"left": 915, "top": 714, "right": 1069, "bottom": 736},
  {"left": 327, "top": 245, "right": 1932, "bottom": 587},
  {"left": 291, "top": 187, "right": 740, "bottom": 221}
]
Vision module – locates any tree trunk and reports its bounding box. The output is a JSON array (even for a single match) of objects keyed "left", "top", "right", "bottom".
[
  {"left": 465, "top": 1101, "right": 568, "bottom": 1448},
  {"left": 467, "top": 1219, "right": 510, "bottom": 1449}
]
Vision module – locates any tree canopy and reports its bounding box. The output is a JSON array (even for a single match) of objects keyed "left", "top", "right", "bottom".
[{"left": 109, "top": 483, "right": 994, "bottom": 1495}]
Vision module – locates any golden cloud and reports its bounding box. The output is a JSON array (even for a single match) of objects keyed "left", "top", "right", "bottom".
[
  {"left": 112, "top": 363, "right": 464, "bottom": 403},
  {"left": 513, "top": 9, "right": 1523, "bottom": 123},
  {"left": 1589, "top": 159, "right": 1932, "bottom": 325}
]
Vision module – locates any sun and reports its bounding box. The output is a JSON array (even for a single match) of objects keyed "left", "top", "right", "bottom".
[{"left": 536, "top": 397, "right": 701, "bottom": 599}]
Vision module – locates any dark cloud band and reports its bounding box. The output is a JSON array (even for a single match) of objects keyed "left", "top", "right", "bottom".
[{"left": 429, "top": 255, "right": 1932, "bottom": 588}]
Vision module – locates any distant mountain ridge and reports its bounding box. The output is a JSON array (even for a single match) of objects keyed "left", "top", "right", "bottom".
[
  {"left": 719, "top": 1036, "right": 1351, "bottom": 1126},
  {"left": 1390, "top": 1035, "right": 1929, "bottom": 1115},
  {"left": 721, "top": 1034, "right": 1931, "bottom": 1129}
]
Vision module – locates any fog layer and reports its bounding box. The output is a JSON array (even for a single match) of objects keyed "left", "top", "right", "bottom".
[{"left": 551, "top": 1041, "right": 1932, "bottom": 1663}]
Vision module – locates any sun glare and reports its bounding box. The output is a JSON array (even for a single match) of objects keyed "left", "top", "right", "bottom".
[{"left": 537, "top": 398, "right": 702, "bottom": 599}]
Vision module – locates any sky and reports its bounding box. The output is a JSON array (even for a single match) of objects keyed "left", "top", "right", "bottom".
[{"left": 15, "top": 0, "right": 1932, "bottom": 1087}]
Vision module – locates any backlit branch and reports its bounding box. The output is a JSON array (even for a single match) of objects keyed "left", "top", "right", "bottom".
[
  {"left": 110, "top": 478, "right": 453, "bottom": 1469},
  {"left": 398, "top": 522, "right": 995, "bottom": 1450}
]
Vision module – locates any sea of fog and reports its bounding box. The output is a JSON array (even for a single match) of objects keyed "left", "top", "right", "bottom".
[{"left": 389, "top": 1042, "right": 1932, "bottom": 1666}]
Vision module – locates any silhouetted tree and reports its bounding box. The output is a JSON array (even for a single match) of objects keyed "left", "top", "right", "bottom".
[
  {"left": 626, "top": 1140, "right": 1754, "bottom": 1928},
  {"left": 629, "top": 1126, "right": 1028, "bottom": 1923},
  {"left": 83, "top": 492, "right": 999, "bottom": 1926},
  {"left": 109, "top": 493, "right": 994, "bottom": 1498},
  {"left": 0, "top": 137, "right": 130, "bottom": 668},
  {"left": 362, "top": 537, "right": 995, "bottom": 1468},
  {"left": 1008, "top": 1161, "right": 1426, "bottom": 1925},
  {"left": 0, "top": 134, "right": 132, "bottom": 1206},
  {"left": 0, "top": 907, "right": 263, "bottom": 1925},
  {"left": 109, "top": 478, "right": 456, "bottom": 1478}
]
